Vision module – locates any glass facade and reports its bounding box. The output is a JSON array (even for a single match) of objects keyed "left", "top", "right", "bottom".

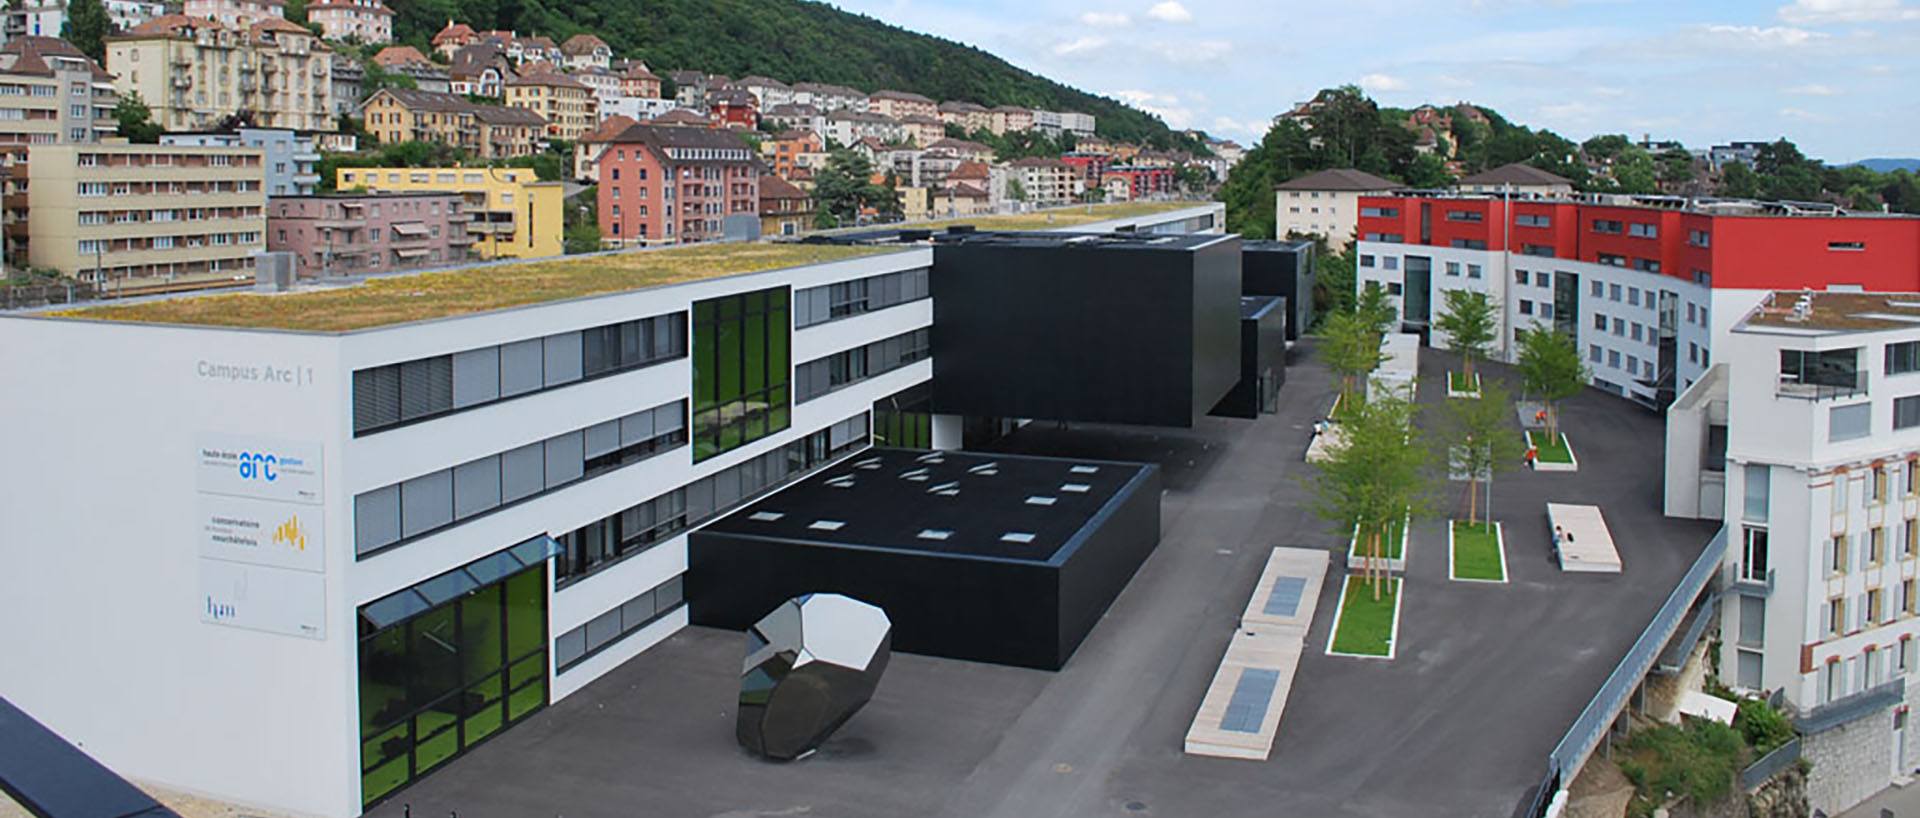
[
  {"left": 359, "top": 560, "right": 548, "bottom": 806},
  {"left": 692, "top": 287, "right": 791, "bottom": 461},
  {"left": 873, "top": 384, "right": 932, "bottom": 449}
]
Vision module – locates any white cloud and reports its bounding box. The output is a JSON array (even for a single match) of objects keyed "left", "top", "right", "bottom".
[
  {"left": 1780, "top": 106, "right": 1826, "bottom": 119},
  {"left": 1149, "top": 39, "right": 1233, "bottom": 63},
  {"left": 1079, "top": 11, "right": 1131, "bottom": 27},
  {"left": 1358, "top": 73, "right": 1409, "bottom": 92},
  {"left": 1051, "top": 36, "right": 1108, "bottom": 56},
  {"left": 1783, "top": 83, "right": 1841, "bottom": 95},
  {"left": 1699, "top": 24, "right": 1829, "bottom": 47},
  {"left": 1433, "top": 74, "right": 1475, "bottom": 90},
  {"left": 1778, "top": 0, "right": 1920, "bottom": 24},
  {"left": 1146, "top": 1, "right": 1193, "bottom": 23},
  {"left": 1540, "top": 101, "right": 1602, "bottom": 120},
  {"left": 1113, "top": 88, "right": 1197, "bottom": 128}
]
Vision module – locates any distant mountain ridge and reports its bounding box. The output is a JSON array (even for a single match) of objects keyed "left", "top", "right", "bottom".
[
  {"left": 1847, "top": 158, "right": 1920, "bottom": 173},
  {"left": 387, "top": 0, "right": 1178, "bottom": 146}
]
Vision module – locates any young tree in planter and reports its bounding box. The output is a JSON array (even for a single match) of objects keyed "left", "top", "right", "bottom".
[
  {"left": 1439, "top": 382, "right": 1522, "bottom": 526},
  {"left": 1516, "top": 326, "right": 1587, "bottom": 442},
  {"left": 1355, "top": 281, "right": 1397, "bottom": 339},
  {"left": 1434, "top": 288, "right": 1496, "bottom": 384},
  {"left": 1311, "top": 390, "right": 1427, "bottom": 598},
  {"left": 1319, "top": 310, "right": 1381, "bottom": 417}
]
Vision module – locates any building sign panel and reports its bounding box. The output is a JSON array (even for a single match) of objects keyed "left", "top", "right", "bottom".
[
  {"left": 195, "top": 433, "right": 323, "bottom": 505},
  {"left": 198, "top": 559, "right": 327, "bottom": 639},
  {"left": 196, "top": 495, "right": 325, "bottom": 573}
]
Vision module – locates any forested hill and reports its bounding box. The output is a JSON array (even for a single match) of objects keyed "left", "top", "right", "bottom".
[{"left": 386, "top": 0, "right": 1176, "bottom": 146}]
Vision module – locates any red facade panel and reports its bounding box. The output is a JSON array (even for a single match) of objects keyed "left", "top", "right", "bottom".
[{"left": 1709, "top": 217, "right": 1920, "bottom": 291}]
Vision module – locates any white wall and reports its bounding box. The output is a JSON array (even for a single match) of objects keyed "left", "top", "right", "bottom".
[{"left": 0, "top": 317, "right": 359, "bottom": 818}]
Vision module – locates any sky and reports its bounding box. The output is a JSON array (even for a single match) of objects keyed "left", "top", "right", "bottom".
[{"left": 822, "top": 0, "right": 1920, "bottom": 163}]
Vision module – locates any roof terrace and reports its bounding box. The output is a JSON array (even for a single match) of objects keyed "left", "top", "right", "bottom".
[
  {"left": 42, "top": 201, "right": 1203, "bottom": 332},
  {"left": 1740, "top": 289, "right": 1920, "bottom": 333}
]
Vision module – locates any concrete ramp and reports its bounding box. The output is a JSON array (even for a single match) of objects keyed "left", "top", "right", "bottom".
[
  {"left": 1185, "top": 547, "right": 1327, "bottom": 760},
  {"left": 1549, "top": 503, "right": 1622, "bottom": 574}
]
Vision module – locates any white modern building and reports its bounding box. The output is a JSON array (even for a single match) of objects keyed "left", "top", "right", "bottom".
[
  {"left": 1666, "top": 291, "right": 1920, "bottom": 815},
  {"left": 0, "top": 203, "right": 1222, "bottom": 817},
  {"left": 1032, "top": 109, "right": 1095, "bottom": 138}
]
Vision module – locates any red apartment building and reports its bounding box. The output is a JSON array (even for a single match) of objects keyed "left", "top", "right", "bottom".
[
  {"left": 1104, "top": 166, "right": 1176, "bottom": 201},
  {"left": 1354, "top": 194, "right": 1920, "bottom": 293},
  {"left": 596, "top": 124, "right": 760, "bottom": 246},
  {"left": 1059, "top": 152, "right": 1109, "bottom": 186}
]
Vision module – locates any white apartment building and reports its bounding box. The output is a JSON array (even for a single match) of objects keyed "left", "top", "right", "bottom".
[
  {"left": 1274, "top": 168, "right": 1398, "bottom": 247},
  {"left": 824, "top": 109, "right": 901, "bottom": 148},
  {"left": 1666, "top": 291, "right": 1920, "bottom": 815},
  {"left": 1032, "top": 109, "right": 1095, "bottom": 138}
]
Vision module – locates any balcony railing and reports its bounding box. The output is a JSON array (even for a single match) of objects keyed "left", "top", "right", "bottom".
[
  {"left": 1731, "top": 566, "right": 1773, "bottom": 597},
  {"left": 1776, "top": 371, "right": 1868, "bottom": 400}
]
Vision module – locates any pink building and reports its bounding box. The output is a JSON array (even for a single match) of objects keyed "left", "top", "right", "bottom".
[{"left": 267, "top": 192, "right": 473, "bottom": 278}]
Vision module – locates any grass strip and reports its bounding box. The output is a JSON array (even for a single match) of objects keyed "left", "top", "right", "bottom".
[
  {"left": 1451, "top": 520, "right": 1504, "bottom": 581},
  {"left": 1330, "top": 575, "right": 1400, "bottom": 657}
]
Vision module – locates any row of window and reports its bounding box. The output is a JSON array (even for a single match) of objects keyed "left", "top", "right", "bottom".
[
  {"left": 352, "top": 312, "right": 687, "bottom": 436},
  {"left": 793, "top": 267, "right": 931, "bottom": 329},
  {"left": 353, "top": 399, "right": 689, "bottom": 557},
  {"left": 1442, "top": 260, "right": 1482, "bottom": 279},
  {"left": 1517, "top": 299, "right": 1552, "bottom": 319},
  {"left": 1591, "top": 313, "right": 1654, "bottom": 344},
  {"left": 1827, "top": 399, "right": 1920, "bottom": 442},
  {"left": 1815, "top": 640, "right": 1914, "bottom": 705},
  {"left": 554, "top": 575, "right": 686, "bottom": 672},
  {"left": 1589, "top": 344, "right": 1651, "bottom": 378},
  {"left": 794, "top": 328, "right": 932, "bottom": 403},
  {"left": 554, "top": 412, "right": 869, "bottom": 586}
]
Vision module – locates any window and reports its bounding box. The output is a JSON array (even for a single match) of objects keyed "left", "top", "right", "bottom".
[
  {"left": 1590, "top": 345, "right": 1602, "bottom": 362},
  {"left": 1876, "top": 467, "right": 1891, "bottom": 504},
  {"left": 1598, "top": 253, "right": 1627, "bottom": 267},
  {"left": 1831, "top": 403, "right": 1871, "bottom": 442},
  {"left": 1633, "top": 258, "right": 1661, "bottom": 273},
  {"left": 1536, "top": 272, "right": 1550, "bottom": 287},
  {"left": 1386, "top": 283, "right": 1402, "bottom": 295},
  {"left": 1829, "top": 597, "right": 1846, "bottom": 636},
  {"left": 1871, "top": 527, "right": 1887, "bottom": 566},
  {"left": 794, "top": 328, "right": 931, "bottom": 402},
  {"left": 1450, "top": 239, "right": 1488, "bottom": 250},
  {"left": 1825, "top": 660, "right": 1843, "bottom": 702},
  {"left": 1522, "top": 244, "right": 1555, "bottom": 257},
  {"left": 1742, "top": 527, "right": 1770, "bottom": 582},
  {"left": 1781, "top": 347, "right": 1863, "bottom": 398},
  {"left": 1445, "top": 261, "right": 1460, "bottom": 277},
  {"left": 691, "top": 287, "right": 792, "bottom": 462},
  {"left": 1516, "top": 214, "right": 1550, "bottom": 228},
  {"left": 1688, "top": 229, "right": 1710, "bottom": 248},
  {"left": 1382, "top": 257, "right": 1399, "bottom": 270},
  {"left": 1519, "top": 300, "right": 1533, "bottom": 315},
  {"left": 1594, "top": 314, "right": 1607, "bottom": 330},
  {"left": 1889, "top": 342, "right": 1920, "bottom": 375},
  {"left": 1590, "top": 280, "right": 1604, "bottom": 297},
  {"left": 1467, "top": 264, "right": 1482, "bottom": 279},
  {"left": 1445, "top": 209, "right": 1483, "bottom": 222},
  {"left": 1609, "top": 284, "right": 1623, "bottom": 301},
  {"left": 1628, "top": 223, "right": 1658, "bottom": 238},
  {"left": 1831, "top": 534, "right": 1850, "bottom": 576},
  {"left": 1829, "top": 241, "right": 1866, "bottom": 251},
  {"left": 1592, "top": 219, "right": 1623, "bottom": 234},
  {"left": 1609, "top": 350, "right": 1621, "bottom": 368},
  {"left": 1360, "top": 254, "right": 1375, "bottom": 268},
  {"left": 1870, "top": 588, "right": 1886, "bottom": 625},
  {"left": 1613, "top": 318, "right": 1625, "bottom": 335},
  {"left": 1631, "top": 323, "right": 1643, "bottom": 342},
  {"left": 1744, "top": 464, "right": 1770, "bottom": 521},
  {"left": 1361, "top": 206, "right": 1399, "bottom": 218},
  {"left": 1908, "top": 519, "right": 1919, "bottom": 558},
  {"left": 554, "top": 575, "right": 685, "bottom": 672},
  {"left": 793, "top": 269, "right": 929, "bottom": 328}
]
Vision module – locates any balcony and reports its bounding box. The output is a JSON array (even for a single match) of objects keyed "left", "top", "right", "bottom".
[
  {"left": 1776, "top": 370, "right": 1867, "bottom": 401},
  {"left": 1730, "top": 566, "right": 1773, "bottom": 597}
]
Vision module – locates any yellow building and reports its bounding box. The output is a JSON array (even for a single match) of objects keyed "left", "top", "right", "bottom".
[
  {"left": 504, "top": 70, "right": 595, "bottom": 143},
  {"left": 360, "top": 87, "right": 545, "bottom": 160},
  {"left": 335, "top": 165, "right": 562, "bottom": 259},
  {"left": 26, "top": 143, "right": 266, "bottom": 283},
  {"left": 0, "top": 37, "right": 119, "bottom": 149},
  {"left": 107, "top": 15, "right": 334, "bottom": 133}
]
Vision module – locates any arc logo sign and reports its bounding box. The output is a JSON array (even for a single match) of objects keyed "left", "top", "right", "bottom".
[{"left": 196, "top": 433, "right": 321, "bottom": 505}]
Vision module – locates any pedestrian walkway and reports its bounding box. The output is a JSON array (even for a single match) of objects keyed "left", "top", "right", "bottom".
[
  {"left": 1184, "top": 547, "right": 1327, "bottom": 760},
  {"left": 1549, "top": 503, "right": 1622, "bottom": 573}
]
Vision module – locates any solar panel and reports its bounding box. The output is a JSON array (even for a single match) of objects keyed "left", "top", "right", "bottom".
[
  {"left": 1263, "top": 576, "right": 1308, "bottom": 617},
  {"left": 1218, "top": 668, "right": 1280, "bottom": 734}
]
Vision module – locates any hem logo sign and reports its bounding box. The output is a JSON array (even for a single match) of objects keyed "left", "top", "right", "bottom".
[{"left": 205, "top": 596, "right": 238, "bottom": 621}]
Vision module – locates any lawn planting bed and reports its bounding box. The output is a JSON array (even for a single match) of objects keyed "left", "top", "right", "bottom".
[
  {"left": 1346, "top": 513, "right": 1409, "bottom": 572},
  {"left": 1447, "top": 370, "right": 1481, "bottom": 398},
  {"left": 1525, "top": 430, "right": 1578, "bottom": 472},
  {"left": 1326, "top": 575, "right": 1403, "bottom": 659},
  {"left": 1449, "top": 520, "right": 1507, "bottom": 582}
]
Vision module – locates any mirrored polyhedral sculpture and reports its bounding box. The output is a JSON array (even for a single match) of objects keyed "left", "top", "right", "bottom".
[{"left": 736, "top": 593, "right": 892, "bottom": 761}]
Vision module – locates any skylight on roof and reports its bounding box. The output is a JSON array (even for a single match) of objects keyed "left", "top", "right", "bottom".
[
  {"left": 1025, "top": 496, "right": 1057, "bottom": 506},
  {"left": 1070, "top": 465, "right": 1100, "bottom": 474},
  {"left": 808, "top": 520, "right": 846, "bottom": 531},
  {"left": 929, "top": 481, "right": 960, "bottom": 496},
  {"left": 916, "top": 452, "right": 946, "bottom": 464},
  {"left": 1000, "top": 532, "right": 1036, "bottom": 544},
  {"left": 916, "top": 529, "right": 953, "bottom": 541},
  {"left": 1061, "top": 483, "right": 1091, "bottom": 493},
  {"left": 968, "top": 461, "right": 999, "bottom": 476},
  {"left": 748, "top": 511, "right": 786, "bottom": 522},
  {"left": 899, "top": 467, "right": 931, "bottom": 482},
  {"left": 825, "top": 475, "right": 856, "bottom": 488},
  {"left": 853, "top": 457, "right": 884, "bottom": 470}
]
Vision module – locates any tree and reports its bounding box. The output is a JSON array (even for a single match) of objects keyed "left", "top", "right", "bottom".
[
  {"left": 1310, "top": 389, "right": 1427, "bottom": 597},
  {"left": 1319, "top": 309, "right": 1381, "bottom": 414},
  {"left": 1007, "top": 177, "right": 1027, "bottom": 202},
  {"left": 809, "top": 149, "right": 896, "bottom": 227},
  {"left": 1403, "top": 152, "right": 1452, "bottom": 188},
  {"left": 1439, "top": 382, "right": 1522, "bottom": 526},
  {"left": 61, "top": 0, "right": 109, "bottom": 63},
  {"left": 1355, "top": 280, "right": 1396, "bottom": 339},
  {"left": 1718, "top": 161, "right": 1763, "bottom": 198},
  {"left": 1312, "top": 246, "right": 1356, "bottom": 320},
  {"left": 1608, "top": 146, "right": 1659, "bottom": 194},
  {"left": 1434, "top": 288, "right": 1495, "bottom": 377},
  {"left": 1656, "top": 148, "right": 1695, "bottom": 187},
  {"left": 1516, "top": 326, "right": 1587, "bottom": 442},
  {"left": 657, "top": 73, "right": 678, "bottom": 102},
  {"left": 1176, "top": 164, "right": 1211, "bottom": 197},
  {"left": 112, "top": 91, "right": 162, "bottom": 144},
  {"left": 564, "top": 221, "right": 602, "bottom": 254}
]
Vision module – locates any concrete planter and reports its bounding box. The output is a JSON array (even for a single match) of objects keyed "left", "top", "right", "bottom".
[
  {"left": 1525, "top": 430, "right": 1579, "bottom": 472},
  {"left": 1346, "top": 512, "right": 1411, "bottom": 573},
  {"left": 1325, "top": 575, "right": 1404, "bottom": 660},
  {"left": 1447, "top": 371, "right": 1481, "bottom": 399},
  {"left": 1447, "top": 520, "right": 1508, "bottom": 583}
]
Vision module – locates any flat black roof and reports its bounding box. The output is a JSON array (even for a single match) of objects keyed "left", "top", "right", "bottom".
[
  {"left": 1241, "top": 295, "right": 1284, "bottom": 319},
  {"left": 698, "top": 448, "right": 1155, "bottom": 563},
  {"left": 1242, "top": 239, "right": 1314, "bottom": 252},
  {"left": 804, "top": 229, "right": 1226, "bottom": 251}
]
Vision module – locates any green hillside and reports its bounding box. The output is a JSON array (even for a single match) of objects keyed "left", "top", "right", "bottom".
[{"left": 389, "top": 0, "right": 1178, "bottom": 146}]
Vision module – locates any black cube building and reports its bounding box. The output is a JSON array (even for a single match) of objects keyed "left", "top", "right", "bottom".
[
  {"left": 1242, "top": 240, "right": 1315, "bottom": 341},
  {"left": 928, "top": 232, "right": 1243, "bottom": 428},
  {"left": 688, "top": 449, "right": 1162, "bottom": 670},
  {"left": 1210, "top": 296, "right": 1288, "bottom": 419}
]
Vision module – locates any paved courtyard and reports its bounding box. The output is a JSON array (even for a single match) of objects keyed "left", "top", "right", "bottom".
[{"left": 369, "top": 341, "right": 1719, "bottom": 818}]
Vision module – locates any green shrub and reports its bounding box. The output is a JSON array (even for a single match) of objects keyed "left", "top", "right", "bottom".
[
  {"left": 1622, "top": 720, "right": 1744, "bottom": 808},
  {"left": 1734, "top": 698, "right": 1794, "bottom": 755}
]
